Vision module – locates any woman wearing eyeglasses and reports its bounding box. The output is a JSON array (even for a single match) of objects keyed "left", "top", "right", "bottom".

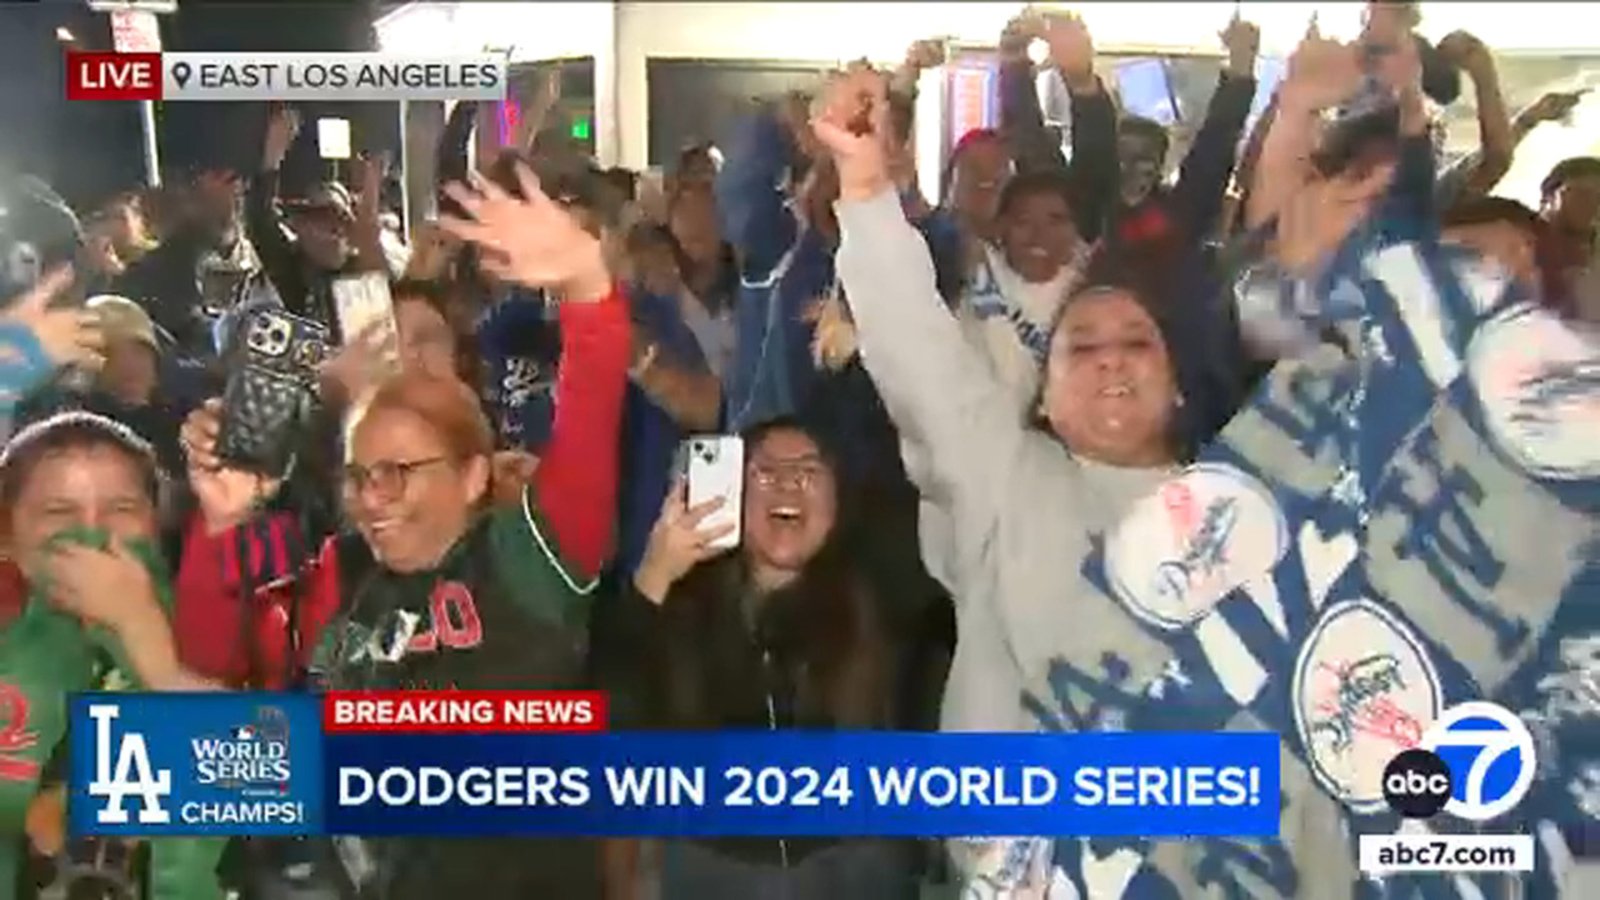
[
  {"left": 602, "top": 416, "right": 917, "bottom": 899},
  {"left": 109, "top": 166, "right": 633, "bottom": 898}
]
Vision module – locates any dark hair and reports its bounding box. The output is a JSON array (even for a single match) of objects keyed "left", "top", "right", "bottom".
[
  {"left": 0, "top": 412, "right": 163, "bottom": 515},
  {"left": 740, "top": 415, "right": 842, "bottom": 484},
  {"left": 1416, "top": 36, "right": 1461, "bottom": 107},
  {"left": 1119, "top": 115, "right": 1171, "bottom": 164},
  {"left": 675, "top": 143, "right": 717, "bottom": 177},
  {"left": 1442, "top": 195, "right": 1542, "bottom": 232},
  {"left": 997, "top": 169, "right": 1077, "bottom": 220},
  {"left": 940, "top": 128, "right": 1007, "bottom": 205},
  {"left": 1541, "top": 157, "right": 1600, "bottom": 202},
  {"left": 1441, "top": 196, "right": 1569, "bottom": 312},
  {"left": 602, "top": 167, "right": 638, "bottom": 203},
  {"left": 1037, "top": 249, "right": 1198, "bottom": 460},
  {"left": 390, "top": 277, "right": 486, "bottom": 393},
  {"left": 646, "top": 415, "right": 893, "bottom": 731}
]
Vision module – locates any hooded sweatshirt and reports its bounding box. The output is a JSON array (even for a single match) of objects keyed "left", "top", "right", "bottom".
[{"left": 837, "top": 189, "right": 1599, "bottom": 898}]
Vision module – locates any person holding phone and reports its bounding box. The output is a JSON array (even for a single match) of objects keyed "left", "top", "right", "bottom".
[
  {"left": 94, "top": 162, "right": 634, "bottom": 898},
  {"left": 602, "top": 418, "right": 916, "bottom": 898}
]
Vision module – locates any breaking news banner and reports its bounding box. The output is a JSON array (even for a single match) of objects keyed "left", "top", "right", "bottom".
[
  {"left": 67, "top": 692, "right": 1280, "bottom": 839},
  {"left": 65, "top": 52, "right": 508, "bottom": 102}
]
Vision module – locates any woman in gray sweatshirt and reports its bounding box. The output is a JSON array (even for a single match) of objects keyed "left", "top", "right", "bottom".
[{"left": 827, "top": 37, "right": 1599, "bottom": 895}]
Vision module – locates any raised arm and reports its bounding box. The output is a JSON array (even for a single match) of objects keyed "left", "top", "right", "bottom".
[
  {"left": 0, "top": 268, "right": 105, "bottom": 437},
  {"left": 436, "top": 100, "right": 479, "bottom": 220},
  {"left": 997, "top": 12, "right": 1065, "bottom": 175},
  {"left": 714, "top": 106, "right": 802, "bottom": 282},
  {"left": 247, "top": 107, "right": 309, "bottom": 316},
  {"left": 1169, "top": 16, "right": 1260, "bottom": 242},
  {"left": 819, "top": 67, "right": 1024, "bottom": 517},
  {"left": 442, "top": 162, "right": 631, "bottom": 579}
]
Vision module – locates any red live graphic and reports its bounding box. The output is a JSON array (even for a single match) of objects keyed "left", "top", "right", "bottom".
[
  {"left": 323, "top": 690, "right": 609, "bottom": 734},
  {"left": 67, "top": 52, "right": 162, "bottom": 101}
]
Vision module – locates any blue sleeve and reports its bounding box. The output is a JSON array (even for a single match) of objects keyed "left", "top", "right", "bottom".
[
  {"left": 0, "top": 323, "right": 54, "bottom": 430},
  {"left": 715, "top": 112, "right": 801, "bottom": 283}
]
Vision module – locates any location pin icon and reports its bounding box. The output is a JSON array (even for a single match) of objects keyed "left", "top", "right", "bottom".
[{"left": 172, "top": 62, "right": 192, "bottom": 89}]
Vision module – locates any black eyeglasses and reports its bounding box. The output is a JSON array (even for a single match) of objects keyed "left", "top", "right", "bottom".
[{"left": 343, "top": 457, "right": 449, "bottom": 497}]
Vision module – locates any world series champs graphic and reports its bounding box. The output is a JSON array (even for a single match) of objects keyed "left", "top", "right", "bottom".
[{"left": 68, "top": 693, "right": 324, "bottom": 837}]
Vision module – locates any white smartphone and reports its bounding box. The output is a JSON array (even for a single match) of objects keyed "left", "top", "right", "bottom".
[
  {"left": 684, "top": 435, "right": 744, "bottom": 551},
  {"left": 330, "top": 272, "right": 400, "bottom": 370}
]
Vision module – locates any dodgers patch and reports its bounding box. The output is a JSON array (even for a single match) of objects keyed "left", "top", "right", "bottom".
[
  {"left": 1103, "top": 463, "right": 1289, "bottom": 630},
  {"left": 1292, "top": 599, "right": 1443, "bottom": 814}
]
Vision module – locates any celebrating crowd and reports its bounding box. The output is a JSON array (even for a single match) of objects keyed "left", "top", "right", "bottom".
[{"left": 1, "top": 2, "right": 1597, "bottom": 898}]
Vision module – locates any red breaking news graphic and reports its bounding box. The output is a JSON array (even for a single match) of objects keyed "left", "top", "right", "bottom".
[
  {"left": 66, "top": 52, "right": 163, "bottom": 101},
  {"left": 322, "top": 690, "right": 608, "bottom": 734}
]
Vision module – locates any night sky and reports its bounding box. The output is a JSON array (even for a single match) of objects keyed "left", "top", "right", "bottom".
[{"left": 0, "top": 0, "right": 387, "bottom": 209}]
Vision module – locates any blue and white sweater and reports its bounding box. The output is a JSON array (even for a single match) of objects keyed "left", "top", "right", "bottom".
[{"left": 837, "top": 188, "right": 1599, "bottom": 899}]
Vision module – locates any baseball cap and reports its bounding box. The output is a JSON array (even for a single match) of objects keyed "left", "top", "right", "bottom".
[
  {"left": 0, "top": 173, "right": 83, "bottom": 298},
  {"left": 85, "top": 295, "right": 159, "bottom": 351},
  {"left": 283, "top": 181, "right": 354, "bottom": 221}
]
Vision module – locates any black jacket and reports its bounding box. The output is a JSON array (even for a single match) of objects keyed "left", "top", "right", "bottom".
[{"left": 602, "top": 547, "right": 906, "bottom": 871}]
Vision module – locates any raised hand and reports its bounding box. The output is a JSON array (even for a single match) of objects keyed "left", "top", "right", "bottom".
[
  {"left": 1437, "top": 30, "right": 1493, "bottom": 77},
  {"left": 810, "top": 63, "right": 893, "bottom": 202},
  {"left": 1281, "top": 33, "right": 1364, "bottom": 115},
  {"left": 1275, "top": 160, "right": 1397, "bottom": 276},
  {"left": 999, "top": 9, "right": 1048, "bottom": 63},
  {"left": 263, "top": 105, "right": 301, "bottom": 170},
  {"left": 904, "top": 38, "right": 947, "bottom": 73},
  {"left": 1, "top": 266, "right": 104, "bottom": 371},
  {"left": 1522, "top": 90, "right": 1585, "bottom": 127},
  {"left": 440, "top": 163, "right": 611, "bottom": 302},
  {"left": 1043, "top": 11, "right": 1096, "bottom": 88},
  {"left": 1221, "top": 14, "right": 1261, "bottom": 78}
]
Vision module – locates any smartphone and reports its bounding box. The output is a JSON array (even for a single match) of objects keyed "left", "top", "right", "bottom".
[
  {"left": 683, "top": 435, "right": 744, "bottom": 551},
  {"left": 330, "top": 272, "right": 400, "bottom": 369}
]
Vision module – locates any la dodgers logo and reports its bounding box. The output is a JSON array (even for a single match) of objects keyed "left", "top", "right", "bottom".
[
  {"left": 87, "top": 703, "right": 172, "bottom": 825},
  {"left": 1291, "top": 600, "right": 1442, "bottom": 814},
  {"left": 1102, "top": 463, "right": 1288, "bottom": 629},
  {"left": 1467, "top": 303, "right": 1600, "bottom": 481}
]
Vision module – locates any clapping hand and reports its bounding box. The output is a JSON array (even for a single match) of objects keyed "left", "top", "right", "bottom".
[{"left": 440, "top": 163, "right": 612, "bottom": 302}]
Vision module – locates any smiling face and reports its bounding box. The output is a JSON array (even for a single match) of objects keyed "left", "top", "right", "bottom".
[
  {"left": 6, "top": 444, "right": 157, "bottom": 578},
  {"left": 1001, "top": 188, "right": 1080, "bottom": 284},
  {"left": 1042, "top": 289, "right": 1179, "bottom": 468},
  {"left": 950, "top": 138, "right": 1011, "bottom": 239},
  {"left": 741, "top": 428, "right": 837, "bottom": 580},
  {"left": 345, "top": 406, "right": 487, "bottom": 573},
  {"left": 1118, "top": 127, "right": 1166, "bottom": 208}
]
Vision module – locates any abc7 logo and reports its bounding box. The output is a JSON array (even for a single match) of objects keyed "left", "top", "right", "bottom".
[{"left": 1381, "top": 701, "right": 1537, "bottom": 821}]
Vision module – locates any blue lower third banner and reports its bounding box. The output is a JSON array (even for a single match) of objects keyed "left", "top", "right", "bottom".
[{"left": 69, "top": 693, "right": 1280, "bottom": 838}]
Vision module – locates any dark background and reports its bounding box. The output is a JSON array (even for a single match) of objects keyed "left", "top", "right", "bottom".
[{"left": 0, "top": 0, "right": 387, "bottom": 209}]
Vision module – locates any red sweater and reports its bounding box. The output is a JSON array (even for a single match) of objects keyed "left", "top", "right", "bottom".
[{"left": 173, "top": 287, "right": 633, "bottom": 687}]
